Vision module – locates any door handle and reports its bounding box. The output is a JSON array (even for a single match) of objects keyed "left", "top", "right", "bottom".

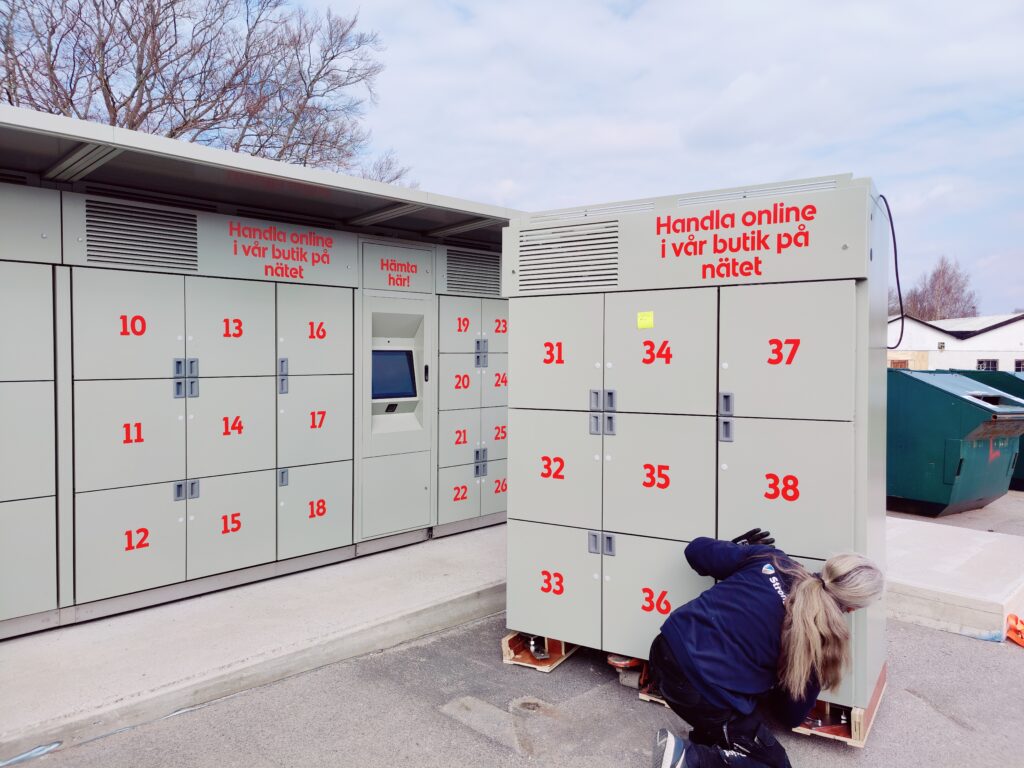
[{"left": 718, "top": 418, "right": 734, "bottom": 442}]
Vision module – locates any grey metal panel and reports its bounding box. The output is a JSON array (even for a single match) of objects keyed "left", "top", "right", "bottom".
[
  {"left": 277, "top": 284, "right": 354, "bottom": 375},
  {"left": 278, "top": 374, "right": 353, "bottom": 466},
  {"left": 602, "top": 534, "right": 714, "bottom": 659},
  {"left": 54, "top": 267, "right": 75, "bottom": 607},
  {"left": 73, "top": 379, "right": 186, "bottom": 492},
  {"left": 72, "top": 268, "right": 185, "bottom": 379},
  {"left": 481, "top": 459, "right": 508, "bottom": 517},
  {"left": 0, "top": 261, "right": 53, "bottom": 380},
  {"left": 481, "top": 353, "right": 508, "bottom": 408},
  {"left": 508, "top": 294, "right": 604, "bottom": 411},
  {"left": 602, "top": 414, "right": 716, "bottom": 541},
  {"left": 479, "top": 407, "right": 508, "bottom": 461},
  {"left": 430, "top": 510, "right": 505, "bottom": 539},
  {"left": 438, "top": 408, "right": 481, "bottom": 467},
  {"left": 481, "top": 298, "right": 509, "bottom": 353},
  {"left": 360, "top": 451, "right": 431, "bottom": 539},
  {"left": 505, "top": 520, "right": 601, "bottom": 649},
  {"left": 604, "top": 288, "right": 717, "bottom": 415},
  {"left": 0, "top": 382, "right": 55, "bottom": 501},
  {"left": 0, "top": 184, "right": 61, "bottom": 264},
  {"left": 75, "top": 483, "right": 187, "bottom": 603},
  {"left": 438, "top": 354, "right": 481, "bottom": 411},
  {"left": 507, "top": 409, "right": 602, "bottom": 530},
  {"left": 0, "top": 497, "right": 57, "bottom": 621},
  {"left": 438, "top": 464, "right": 481, "bottom": 525},
  {"left": 277, "top": 461, "right": 353, "bottom": 560},
  {"left": 438, "top": 295, "right": 481, "bottom": 353},
  {"left": 718, "top": 418, "right": 855, "bottom": 560},
  {"left": 362, "top": 241, "right": 435, "bottom": 293},
  {"left": 719, "top": 281, "right": 856, "bottom": 421},
  {"left": 186, "top": 377, "right": 276, "bottom": 477},
  {"left": 185, "top": 277, "right": 275, "bottom": 376}
]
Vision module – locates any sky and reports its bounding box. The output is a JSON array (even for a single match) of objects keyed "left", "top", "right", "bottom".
[{"left": 315, "top": 0, "right": 1023, "bottom": 314}]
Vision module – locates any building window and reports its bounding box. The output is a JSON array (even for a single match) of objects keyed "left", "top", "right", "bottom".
[
  {"left": 889, "top": 360, "right": 910, "bottom": 369},
  {"left": 1016, "top": 360, "right": 1024, "bottom": 372},
  {"left": 977, "top": 359, "right": 999, "bottom": 371}
]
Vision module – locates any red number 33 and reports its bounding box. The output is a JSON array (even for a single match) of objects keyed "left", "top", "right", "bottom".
[{"left": 540, "top": 569, "right": 564, "bottom": 595}]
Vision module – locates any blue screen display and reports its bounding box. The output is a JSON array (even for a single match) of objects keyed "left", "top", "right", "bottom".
[{"left": 372, "top": 350, "right": 417, "bottom": 400}]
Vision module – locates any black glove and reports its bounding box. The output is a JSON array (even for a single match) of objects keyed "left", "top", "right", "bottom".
[{"left": 731, "top": 528, "right": 775, "bottom": 547}]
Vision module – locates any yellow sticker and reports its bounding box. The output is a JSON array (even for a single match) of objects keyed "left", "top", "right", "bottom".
[{"left": 637, "top": 311, "right": 654, "bottom": 330}]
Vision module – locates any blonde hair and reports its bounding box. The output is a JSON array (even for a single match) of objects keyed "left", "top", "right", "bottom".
[{"left": 774, "top": 553, "right": 884, "bottom": 699}]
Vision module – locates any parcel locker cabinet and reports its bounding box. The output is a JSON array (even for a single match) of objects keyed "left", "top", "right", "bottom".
[
  {"left": 0, "top": 382, "right": 56, "bottom": 502},
  {"left": 0, "top": 261, "right": 54, "bottom": 381},
  {"left": 277, "top": 461, "right": 354, "bottom": 559},
  {"left": 185, "top": 377, "right": 276, "bottom": 477},
  {"left": 0, "top": 498, "right": 57, "bottom": 621},
  {"left": 438, "top": 409, "right": 482, "bottom": 467},
  {"left": 438, "top": 464, "right": 483, "bottom": 524},
  {"left": 278, "top": 375, "right": 354, "bottom": 466},
  {"left": 277, "top": 284, "right": 354, "bottom": 375},
  {"left": 184, "top": 277, "right": 275, "bottom": 377}
]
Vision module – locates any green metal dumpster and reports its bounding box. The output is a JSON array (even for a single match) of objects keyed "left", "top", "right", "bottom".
[
  {"left": 887, "top": 369, "right": 1024, "bottom": 516},
  {"left": 953, "top": 369, "right": 1024, "bottom": 491}
]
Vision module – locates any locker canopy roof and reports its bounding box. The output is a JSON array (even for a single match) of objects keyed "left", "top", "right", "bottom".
[{"left": 0, "top": 106, "right": 517, "bottom": 249}]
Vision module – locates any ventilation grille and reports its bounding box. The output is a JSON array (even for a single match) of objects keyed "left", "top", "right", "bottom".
[
  {"left": 445, "top": 250, "right": 501, "bottom": 296},
  {"left": 0, "top": 169, "right": 32, "bottom": 186},
  {"left": 81, "top": 183, "right": 219, "bottom": 212},
  {"left": 85, "top": 199, "right": 199, "bottom": 271},
  {"left": 516, "top": 220, "right": 619, "bottom": 293}
]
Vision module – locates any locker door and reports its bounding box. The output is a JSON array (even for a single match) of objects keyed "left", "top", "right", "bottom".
[
  {"left": 604, "top": 288, "right": 717, "bottom": 415},
  {"left": 718, "top": 418, "right": 855, "bottom": 560},
  {"left": 0, "top": 382, "right": 55, "bottom": 502},
  {"left": 719, "top": 282, "right": 856, "bottom": 421},
  {"left": 75, "top": 483, "right": 186, "bottom": 603},
  {"left": 481, "top": 459, "right": 508, "bottom": 517},
  {"left": 0, "top": 262, "right": 53, "bottom": 381},
  {"left": 277, "top": 461, "right": 353, "bottom": 559},
  {"left": 438, "top": 409, "right": 482, "bottom": 467},
  {"left": 73, "top": 269, "right": 184, "bottom": 380},
  {"left": 508, "top": 294, "right": 604, "bottom": 411},
  {"left": 277, "top": 284, "right": 354, "bottom": 375},
  {"left": 438, "top": 354, "right": 481, "bottom": 410},
  {"left": 361, "top": 452, "right": 431, "bottom": 539},
  {"left": 278, "top": 375, "right": 354, "bottom": 466},
  {"left": 506, "top": 520, "right": 601, "bottom": 649},
  {"left": 602, "top": 534, "right": 713, "bottom": 659},
  {"left": 185, "top": 277, "right": 275, "bottom": 377},
  {"left": 479, "top": 407, "right": 508, "bottom": 461},
  {"left": 74, "top": 379, "right": 185, "bottom": 492},
  {"left": 438, "top": 296, "right": 482, "bottom": 353},
  {"left": 481, "top": 353, "right": 508, "bottom": 408},
  {"left": 186, "top": 377, "right": 276, "bottom": 477},
  {"left": 438, "top": 464, "right": 482, "bottom": 524},
  {"left": 186, "top": 471, "right": 276, "bottom": 579},
  {"left": 603, "top": 413, "right": 716, "bottom": 541},
  {"left": 481, "top": 299, "right": 509, "bottom": 354},
  {"left": 0, "top": 498, "right": 57, "bottom": 621},
  {"left": 507, "top": 409, "right": 602, "bottom": 530}
]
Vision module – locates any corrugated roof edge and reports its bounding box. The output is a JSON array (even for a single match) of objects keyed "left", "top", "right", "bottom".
[{"left": 887, "top": 312, "right": 1024, "bottom": 340}]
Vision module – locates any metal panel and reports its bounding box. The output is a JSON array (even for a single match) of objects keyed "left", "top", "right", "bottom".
[
  {"left": 186, "top": 471, "right": 276, "bottom": 579},
  {"left": 438, "top": 464, "right": 481, "bottom": 525},
  {"left": 0, "top": 497, "right": 57, "bottom": 621},
  {"left": 438, "top": 354, "right": 481, "bottom": 411},
  {"left": 507, "top": 409, "right": 602, "bottom": 530},
  {"left": 0, "top": 261, "right": 53, "bottom": 380},
  {"left": 604, "top": 288, "right": 717, "bottom": 415},
  {"left": 0, "top": 184, "right": 61, "bottom": 264},
  {"left": 0, "top": 382, "right": 55, "bottom": 502},
  {"left": 720, "top": 281, "right": 856, "bottom": 421},
  {"left": 481, "top": 459, "right": 508, "bottom": 517},
  {"left": 505, "top": 520, "right": 601, "bottom": 649},
  {"left": 278, "top": 374, "right": 353, "bottom": 466},
  {"left": 481, "top": 298, "right": 509, "bottom": 353},
  {"left": 277, "top": 284, "right": 354, "bottom": 375},
  {"left": 508, "top": 294, "right": 604, "bottom": 411},
  {"left": 603, "top": 414, "right": 716, "bottom": 541},
  {"left": 277, "top": 461, "right": 353, "bottom": 559},
  {"left": 360, "top": 451, "right": 431, "bottom": 539},
  {"left": 438, "top": 408, "right": 482, "bottom": 468},
  {"left": 75, "top": 483, "right": 187, "bottom": 603},
  {"left": 185, "top": 277, "right": 275, "bottom": 376},
  {"left": 72, "top": 268, "right": 185, "bottom": 379},
  {"left": 718, "top": 418, "right": 855, "bottom": 560},
  {"left": 602, "top": 533, "right": 714, "bottom": 659},
  {"left": 362, "top": 241, "right": 434, "bottom": 293},
  {"left": 186, "top": 377, "right": 276, "bottom": 477},
  {"left": 481, "top": 353, "right": 509, "bottom": 408},
  {"left": 438, "top": 295, "right": 482, "bottom": 353},
  {"left": 73, "top": 379, "right": 185, "bottom": 492},
  {"left": 479, "top": 407, "right": 508, "bottom": 461}
]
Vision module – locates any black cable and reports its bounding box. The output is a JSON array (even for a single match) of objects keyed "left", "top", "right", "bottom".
[{"left": 880, "top": 193, "right": 904, "bottom": 350}]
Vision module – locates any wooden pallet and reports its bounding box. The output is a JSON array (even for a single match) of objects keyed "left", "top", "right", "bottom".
[
  {"left": 501, "top": 632, "right": 578, "bottom": 673},
  {"left": 792, "top": 663, "right": 888, "bottom": 748}
]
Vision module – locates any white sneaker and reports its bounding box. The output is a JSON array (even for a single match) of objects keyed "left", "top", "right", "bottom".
[{"left": 652, "top": 728, "right": 687, "bottom": 768}]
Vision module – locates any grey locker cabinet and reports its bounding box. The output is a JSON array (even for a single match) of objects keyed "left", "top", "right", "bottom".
[
  {"left": 0, "top": 382, "right": 55, "bottom": 502},
  {"left": 72, "top": 268, "right": 185, "bottom": 380},
  {"left": 186, "top": 376, "right": 276, "bottom": 477},
  {"left": 602, "top": 413, "right": 716, "bottom": 542},
  {"left": 719, "top": 281, "right": 856, "bottom": 422},
  {"left": 481, "top": 299, "right": 509, "bottom": 354},
  {"left": 360, "top": 452, "right": 431, "bottom": 539},
  {"left": 0, "top": 261, "right": 54, "bottom": 381},
  {"left": 185, "top": 277, "right": 275, "bottom": 377},
  {"left": 75, "top": 483, "right": 187, "bottom": 603},
  {"left": 479, "top": 407, "right": 509, "bottom": 462},
  {"left": 439, "top": 295, "right": 483, "bottom": 353},
  {"left": 481, "top": 353, "right": 509, "bottom": 408},
  {"left": 0, "top": 497, "right": 57, "bottom": 621},
  {"left": 604, "top": 288, "right": 718, "bottom": 416},
  {"left": 278, "top": 375, "right": 354, "bottom": 466},
  {"left": 438, "top": 408, "right": 482, "bottom": 468},
  {"left": 481, "top": 459, "right": 508, "bottom": 517},
  {"left": 277, "top": 284, "right": 354, "bottom": 375},
  {"left": 73, "top": 379, "right": 186, "bottom": 492},
  {"left": 277, "top": 461, "right": 353, "bottom": 559},
  {"left": 186, "top": 470, "right": 276, "bottom": 579},
  {"left": 438, "top": 464, "right": 482, "bottom": 525},
  {"left": 438, "top": 353, "right": 481, "bottom": 411},
  {"left": 506, "top": 520, "right": 601, "bottom": 650}
]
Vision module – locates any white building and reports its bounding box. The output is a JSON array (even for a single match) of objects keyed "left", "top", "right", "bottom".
[{"left": 887, "top": 313, "right": 1024, "bottom": 371}]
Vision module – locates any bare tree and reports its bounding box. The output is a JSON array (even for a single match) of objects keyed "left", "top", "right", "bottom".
[
  {"left": 888, "top": 287, "right": 901, "bottom": 316},
  {"left": 901, "top": 255, "right": 979, "bottom": 321},
  {"left": 0, "top": 0, "right": 406, "bottom": 180}
]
